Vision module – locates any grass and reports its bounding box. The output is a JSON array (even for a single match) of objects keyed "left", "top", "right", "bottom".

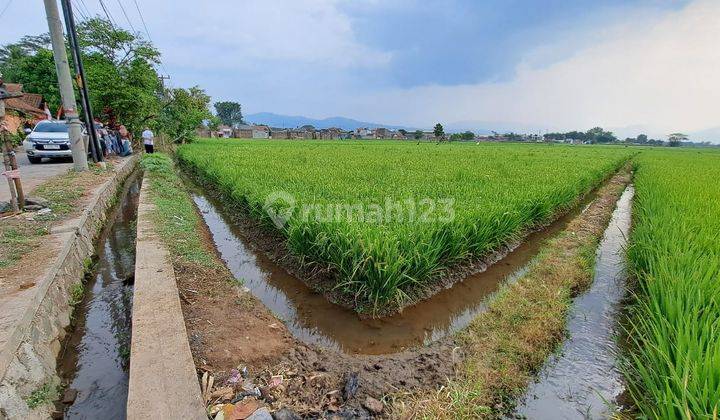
[
  {"left": 623, "top": 149, "right": 720, "bottom": 418},
  {"left": 141, "top": 153, "right": 214, "bottom": 267},
  {"left": 178, "top": 139, "right": 633, "bottom": 313},
  {"left": 25, "top": 382, "right": 59, "bottom": 409},
  {"left": 393, "top": 167, "right": 631, "bottom": 418}
]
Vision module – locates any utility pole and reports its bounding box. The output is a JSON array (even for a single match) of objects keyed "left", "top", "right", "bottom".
[
  {"left": 60, "top": 0, "right": 102, "bottom": 163},
  {"left": 43, "top": 0, "right": 88, "bottom": 172},
  {"left": 0, "top": 81, "right": 24, "bottom": 211},
  {"left": 158, "top": 74, "right": 171, "bottom": 89}
]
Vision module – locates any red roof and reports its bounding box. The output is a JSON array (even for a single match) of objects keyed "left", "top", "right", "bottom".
[{"left": 3, "top": 83, "right": 46, "bottom": 117}]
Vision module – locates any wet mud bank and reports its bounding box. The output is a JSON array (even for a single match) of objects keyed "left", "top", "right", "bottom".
[
  {"left": 57, "top": 173, "right": 142, "bottom": 418},
  {"left": 514, "top": 186, "right": 634, "bottom": 419},
  {"left": 189, "top": 176, "right": 601, "bottom": 355}
]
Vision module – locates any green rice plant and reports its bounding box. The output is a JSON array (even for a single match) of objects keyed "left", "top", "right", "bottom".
[
  {"left": 624, "top": 149, "right": 720, "bottom": 418},
  {"left": 178, "top": 139, "right": 632, "bottom": 312}
]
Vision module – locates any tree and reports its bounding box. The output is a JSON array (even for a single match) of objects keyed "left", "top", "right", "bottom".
[
  {"left": 1, "top": 18, "right": 162, "bottom": 133},
  {"left": 413, "top": 130, "right": 423, "bottom": 140},
  {"left": 206, "top": 115, "right": 221, "bottom": 131},
  {"left": 585, "top": 127, "right": 617, "bottom": 143},
  {"left": 214, "top": 101, "right": 244, "bottom": 127},
  {"left": 462, "top": 131, "right": 475, "bottom": 141},
  {"left": 158, "top": 86, "right": 212, "bottom": 143},
  {"left": 433, "top": 123, "right": 444, "bottom": 139},
  {"left": 636, "top": 134, "right": 648, "bottom": 144},
  {"left": 667, "top": 132, "right": 688, "bottom": 147}
]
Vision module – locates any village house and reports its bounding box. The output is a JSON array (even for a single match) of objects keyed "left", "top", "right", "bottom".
[
  {"left": 373, "top": 127, "right": 390, "bottom": 139},
  {"left": 2, "top": 83, "right": 48, "bottom": 133}
]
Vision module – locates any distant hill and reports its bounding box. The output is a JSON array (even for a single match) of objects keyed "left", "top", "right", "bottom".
[{"left": 245, "top": 112, "right": 414, "bottom": 131}]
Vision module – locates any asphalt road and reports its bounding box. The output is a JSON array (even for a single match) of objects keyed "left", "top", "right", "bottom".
[{"left": 0, "top": 151, "right": 73, "bottom": 202}]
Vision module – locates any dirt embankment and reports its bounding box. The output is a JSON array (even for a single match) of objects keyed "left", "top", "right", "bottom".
[{"left": 169, "top": 164, "right": 632, "bottom": 418}]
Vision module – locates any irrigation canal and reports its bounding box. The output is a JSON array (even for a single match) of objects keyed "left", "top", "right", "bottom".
[
  {"left": 514, "top": 186, "right": 634, "bottom": 419},
  {"left": 192, "top": 185, "right": 599, "bottom": 355},
  {"left": 57, "top": 173, "right": 142, "bottom": 419}
]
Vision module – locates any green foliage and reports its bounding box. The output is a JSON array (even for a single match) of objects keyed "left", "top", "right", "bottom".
[
  {"left": 214, "top": 101, "right": 244, "bottom": 126},
  {"left": 624, "top": 149, "right": 720, "bottom": 418},
  {"left": 413, "top": 129, "right": 423, "bottom": 140},
  {"left": 0, "top": 47, "right": 61, "bottom": 111},
  {"left": 433, "top": 123, "right": 444, "bottom": 139},
  {"left": 178, "top": 140, "right": 632, "bottom": 312},
  {"left": 25, "top": 382, "right": 59, "bottom": 409},
  {"left": 69, "top": 282, "right": 85, "bottom": 307},
  {"left": 158, "top": 87, "right": 212, "bottom": 143}
]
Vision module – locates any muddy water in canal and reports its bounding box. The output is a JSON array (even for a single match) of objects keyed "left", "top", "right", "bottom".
[
  {"left": 58, "top": 174, "right": 141, "bottom": 419},
  {"left": 192, "top": 186, "right": 597, "bottom": 355},
  {"left": 514, "top": 186, "right": 634, "bottom": 419}
]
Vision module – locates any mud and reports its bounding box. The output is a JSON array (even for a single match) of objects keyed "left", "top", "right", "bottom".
[
  {"left": 57, "top": 173, "right": 142, "bottom": 419},
  {"left": 513, "top": 186, "right": 634, "bottom": 419}
]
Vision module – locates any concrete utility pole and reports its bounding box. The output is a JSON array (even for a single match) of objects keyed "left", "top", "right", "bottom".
[
  {"left": 60, "top": 0, "right": 102, "bottom": 163},
  {"left": 43, "top": 0, "right": 88, "bottom": 172}
]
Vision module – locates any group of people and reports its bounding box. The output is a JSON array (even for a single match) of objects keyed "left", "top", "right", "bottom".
[{"left": 93, "top": 120, "right": 155, "bottom": 158}]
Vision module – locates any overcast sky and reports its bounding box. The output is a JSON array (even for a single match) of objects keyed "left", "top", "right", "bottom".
[{"left": 2, "top": 0, "right": 718, "bottom": 139}]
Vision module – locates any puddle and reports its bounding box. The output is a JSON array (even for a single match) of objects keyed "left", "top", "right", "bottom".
[
  {"left": 57, "top": 173, "right": 142, "bottom": 418},
  {"left": 513, "top": 186, "right": 634, "bottom": 419},
  {"left": 191, "top": 185, "right": 597, "bottom": 355}
]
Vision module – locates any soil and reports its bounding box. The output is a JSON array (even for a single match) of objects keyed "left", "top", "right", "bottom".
[
  {"left": 0, "top": 161, "right": 118, "bottom": 297},
  {"left": 175, "top": 219, "right": 295, "bottom": 372},
  {"left": 177, "top": 166, "right": 633, "bottom": 418}
]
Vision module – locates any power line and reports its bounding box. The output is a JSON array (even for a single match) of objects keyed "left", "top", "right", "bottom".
[
  {"left": 131, "top": 0, "right": 171, "bottom": 80},
  {"left": 114, "top": 0, "right": 137, "bottom": 34},
  {"left": 97, "top": 0, "right": 119, "bottom": 28},
  {"left": 131, "top": 0, "right": 152, "bottom": 43},
  {"left": 71, "top": 0, "right": 89, "bottom": 21},
  {"left": 73, "top": 0, "right": 91, "bottom": 20},
  {"left": 0, "top": 0, "right": 13, "bottom": 19}
]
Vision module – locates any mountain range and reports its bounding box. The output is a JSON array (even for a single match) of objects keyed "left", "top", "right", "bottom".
[{"left": 245, "top": 112, "right": 415, "bottom": 131}]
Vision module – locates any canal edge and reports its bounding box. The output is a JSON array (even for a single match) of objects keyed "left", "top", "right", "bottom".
[
  {"left": 126, "top": 178, "right": 206, "bottom": 419},
  {"left": 0, "top": 156, "right": 139, "bottom": 419}
]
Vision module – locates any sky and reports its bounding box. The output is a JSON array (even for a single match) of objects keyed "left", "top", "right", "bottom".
[{"left": 2, "top": 0, "right": 719, "bottom": 140}]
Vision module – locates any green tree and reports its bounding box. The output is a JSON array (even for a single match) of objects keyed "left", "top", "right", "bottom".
[
  {"left": 636, "top": 134, "right": 648, "bottom": 144},
  {"left": 461, "top": 131, "right": 475, "bottom": 141},
  {"left": 214, "top": 101, "right": 244, "bottom": 126},
  {"left": 158, "top": 86, "right": 212, "bottom": 143},
  {"left": 0, "top": 18, "right": 162, "bottom": 134},
  {"left": 433, "top": 123, "right": 444, "bottom": 139},
  {"left": 585, "top": 127, "right": 617, "bottom": 143},
  {"left": 667, "top": 133, "right": 688, "bottom": 147},
  {"left": 206, "top": 115, "right": 221, "bottom": 131},
  {"left": 413, "top": 130, "right": 423, "bottom": 140}
]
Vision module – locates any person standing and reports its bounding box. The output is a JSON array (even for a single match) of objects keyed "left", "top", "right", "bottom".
[{"left": 141, "top": 127, "right": 154, "bottom": 154}]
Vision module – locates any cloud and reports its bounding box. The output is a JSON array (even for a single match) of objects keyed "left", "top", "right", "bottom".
[
  {"left": 340, "top": 0, "right": 720, "bottom": 138},
  {"left": 150, "top": 0, "right": 391, "bottom": 70}
]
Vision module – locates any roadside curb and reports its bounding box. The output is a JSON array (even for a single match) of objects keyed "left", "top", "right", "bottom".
[
  {"left": 126, "top": 179, "right": 206, "bottom": 419},
  {"left": 0, "top": 156, "right": 139, "bottom": 419}
]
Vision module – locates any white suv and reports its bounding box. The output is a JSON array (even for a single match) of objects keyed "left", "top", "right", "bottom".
[{"left": 23, "top": 120, "right": 74, "bottom": 164}]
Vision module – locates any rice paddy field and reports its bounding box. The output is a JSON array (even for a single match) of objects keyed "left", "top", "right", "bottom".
[
  {"left": 624, "top": 149, "right": 720, "bottom": 417},
  {"left": 177, "top": 139, "right": 632, "bottom": 312}
]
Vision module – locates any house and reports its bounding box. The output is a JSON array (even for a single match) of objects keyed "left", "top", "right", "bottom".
[
  {"left": 373, "top": 127, "right": 390, "bottom": 139},
  {"left": 271, "top": 128, "right": 289, "bottom": 139},
  {"left": 234, "top": 124, "right": 253, "bottom": 138},
  {"left": 2, "top": 83, "right": 48, "bottom": 133},
  {"left": 252, "top": 125, "right": 270, "bottom": 139},
  {"left": 216, "top": 125, "right": 233, "bottom": 138},
  {"left": 318, "top": 127, "right": 343, "bottom": 139},
  {"left": 355, "top": 127, "right": 373, "bottom": 139}
]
